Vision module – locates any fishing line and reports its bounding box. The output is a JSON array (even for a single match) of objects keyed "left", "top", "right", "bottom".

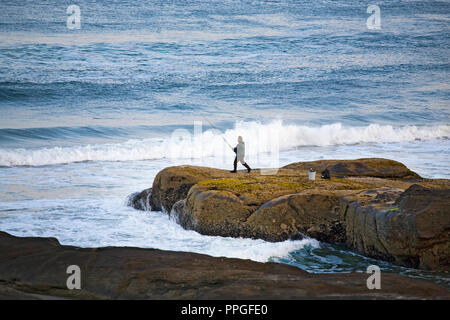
[{"left": 202, "top": 117, "right": 234, "bottom": 151}]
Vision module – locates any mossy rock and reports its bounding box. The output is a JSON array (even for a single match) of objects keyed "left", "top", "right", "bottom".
[
  {"left": 196, "top": 171, "right": 374, "bottom": 207},
  {"left": 149, "top": 165, "right": 230, "bottom": 212},
  {"left": 128, "top": 159, "right": 450, "bottom": 271},
  {"left": 132, "top": 158, "right": 427, "bottom": 213}
]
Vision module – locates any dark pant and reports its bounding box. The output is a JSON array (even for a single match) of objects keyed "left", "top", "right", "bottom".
[{"left": 232, "top": 157, "right": 251, "bottom": 172}]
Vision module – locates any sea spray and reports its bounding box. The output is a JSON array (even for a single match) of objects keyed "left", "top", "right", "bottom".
[{"left": 0, "top": 121, "right": 449, "bottom": 167}]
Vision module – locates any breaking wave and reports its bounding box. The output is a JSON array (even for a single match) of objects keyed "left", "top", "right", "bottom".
[{"left": 0, "top": 121, "right": 449, "bottom": 166}]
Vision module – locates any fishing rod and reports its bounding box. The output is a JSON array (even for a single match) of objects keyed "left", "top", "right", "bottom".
[{"left": 202, "top": 117, "right": 234, "bottom": 151}]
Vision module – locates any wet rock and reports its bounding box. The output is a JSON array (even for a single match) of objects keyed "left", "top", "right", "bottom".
[
  {"left": 344, "top": 185, "right": 450, "bottom": 271},
  {"left": 127, "top": 188, "right": 152, "bottom": 211}
]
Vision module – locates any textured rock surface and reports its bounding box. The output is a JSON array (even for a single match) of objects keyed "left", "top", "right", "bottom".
[
  {"left": 282, "top": 158, "right": 421, "bottom": 179},
  {"left": 149, "top": 166, "right": 230, "bottom": 212},
  {"left": 168, "top": 169, "right": 372, "bottom": 240},
  {"left": 129, "top": 158, "right": 450, "bottom": 271},
  {"left": 127, "top": 188, "right": 152, "bottom": 211},
  {"left": 0, "top": 232, "right": 448, "bottom": 299},
  {"left": 343, "top": 185, "right": 450, "bottom": 271},
  {"left": 245, "top": 191, "right": 348, "bottom": 242}
]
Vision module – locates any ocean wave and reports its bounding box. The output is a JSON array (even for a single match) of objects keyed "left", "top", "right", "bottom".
[
  {"left": 0, "top": 125, "right": 117, "bottom": 141},
  {"left": 0, "top": 121, "right": 449, "bottom": 166}
]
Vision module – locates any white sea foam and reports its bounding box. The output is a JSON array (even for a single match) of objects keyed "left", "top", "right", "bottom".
[
  {"left": 0, "top": 121, "right": 448, "bottom": 166},
  {"left": 0, "top": 198, "right": 318, "bottom": 263}
]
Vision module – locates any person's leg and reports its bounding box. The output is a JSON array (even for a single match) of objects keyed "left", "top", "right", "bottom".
[
  {"left": 230, "top": 157, "right": 237, "bottom": 173},
  {"left": 243, "top": 162, "right": 251, "bottom": 173}
]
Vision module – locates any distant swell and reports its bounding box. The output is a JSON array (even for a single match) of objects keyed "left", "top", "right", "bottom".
[{"left": 0, "top": 121, "right": 449, "bottom": 167}]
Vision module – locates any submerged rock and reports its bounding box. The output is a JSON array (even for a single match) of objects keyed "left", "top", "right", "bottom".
[
  {"left": 0, "top": 231, "right": 448, "bottom": 299},
  {"left": 127, "top": 188, "right": 152, "bottom": 211},
  {"left": 129, "top": 158, "right": 450, "bottom": 271}
]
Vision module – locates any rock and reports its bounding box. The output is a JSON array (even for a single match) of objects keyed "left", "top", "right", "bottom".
[
  {"left": 147, "top": 166, "right": 230, "bottom": 212},
  {"left": 344, "top": 185, "right": 450, "bottom": 271},
  {"left": 245, "top": 191, "right": 348, "bottom": 242},
  {"left": 127, "top": 188, "right": 152, "bottom": 211},
  {"left": 169, "top": 169, "right": 373, "bottom": 241},
  {"left": 283, "top": 158, "right": 421, "bottom": 179},
  {"left": 0, "top": 231, "right": 448, "bottom": 299},
  {"left": 180, "top": 186, "right": 252, "bottom": 237},
  {"left": 129, "top": 158, "right": 450, "bottom": 271}
]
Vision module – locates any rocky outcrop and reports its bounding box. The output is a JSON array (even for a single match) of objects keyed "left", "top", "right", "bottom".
[
  {"left": 149, "top": 166, "right": 230, "bottom": 212},
  {"left": 0, "top": 231, "right": 448, "bottom": 299},
  {"left": 283, "top": 158, "right": 421, "bottom": 179},
  {"left": 168, "top": 169, "right": 372, "bottom": 240},
  {"left": 129, "top": 158, "right": 450, "bottom": 271},
  {"left": 174, "top": 186, "right": 252, "bottom": 238},
  {"left": 244, "top": 191, "right": 348, "bottom": 243},
  {"left": 343, "top": 185, "right": 450, "bottom": 271}
]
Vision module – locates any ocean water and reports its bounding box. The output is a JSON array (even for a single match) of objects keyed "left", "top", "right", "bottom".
[{"left": 0, "top": 0, "right": 449, "bottom": 289}]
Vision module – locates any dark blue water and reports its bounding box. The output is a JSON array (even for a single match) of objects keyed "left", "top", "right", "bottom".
[
  {"left": 1, "top": 0, "right": 449, "bottom": 130},
  {"left": 0, "top": 0, "right": 449, "bottom": 289}
]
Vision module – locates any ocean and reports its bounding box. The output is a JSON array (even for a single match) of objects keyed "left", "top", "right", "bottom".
[{"left": 0, "top": 0, "right": 449, "bottom": 288}]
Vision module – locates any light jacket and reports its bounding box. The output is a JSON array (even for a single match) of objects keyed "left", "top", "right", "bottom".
[{"left": 236, "top": 141, "right": 245, "bottom": 160}]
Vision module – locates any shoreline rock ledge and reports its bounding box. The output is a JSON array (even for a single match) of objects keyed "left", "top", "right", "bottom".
[
  {"left": 0, "top": 231, "right": 448, "bottom": 299},
  {"left": 129, "top": 158, "right": 450, "bottom": 271}
]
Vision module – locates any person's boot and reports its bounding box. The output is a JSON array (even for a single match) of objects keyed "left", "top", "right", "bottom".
[
  {"left": 230, "top": 158, "right": 237, "bottom": 173},
  {"left": 243, "top": 162, "right": 251, "bottom": 173}
]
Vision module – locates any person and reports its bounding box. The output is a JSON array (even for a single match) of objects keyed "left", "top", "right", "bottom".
[{"left": 230, "top": 136, "right": 251, "bottom": 173}]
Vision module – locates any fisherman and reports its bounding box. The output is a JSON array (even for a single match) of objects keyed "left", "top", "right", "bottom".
[{"left": 230, "top": 136, "right": 251, "bottom": 173}]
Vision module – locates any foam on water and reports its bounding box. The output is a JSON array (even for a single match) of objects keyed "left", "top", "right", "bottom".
[
  {"left": 0, "top": 121, "right": 449, "bottom": 166},
  {"left": 0, "top": 196, "right": 318, "bottom": 263}
]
